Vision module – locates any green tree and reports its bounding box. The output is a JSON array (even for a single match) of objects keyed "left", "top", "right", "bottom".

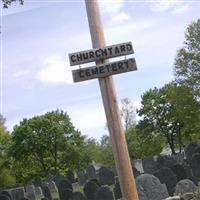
[
  {"left": 137, "top": 83, "right": 200, "bottom": 154},
  {"left": 0, "top": 114, "right": 16, "bottom": 190},
  {"left": 2, "top": 0, "right": 23, "bottom": 8},
  {"left": 174, "top": 19, "right": 200, "bottom": 100},
  {"left": 126, "top": 125, "right": 164, "bottom": 160},
  {"left": 10, "top": 110, "right": 90, "bottom": 181}
]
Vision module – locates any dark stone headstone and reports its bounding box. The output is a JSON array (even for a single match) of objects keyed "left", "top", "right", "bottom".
[
  {"left": 154, "top": 167, "right": 177, "bottom": 196},
  {"left": 191, "top": 153, "right": 200, "bottom": 178},
  {"left": 69, "top": 192, "right": 86, "bottom": 200},
  {"left": 1, "top": 191, "right": 11, "bottom": 200},
  {"left": 184, "top": 142, "right": 200, "bottom": 164},
  {"left": 42, "top": 186, "right": 52, "bottom": 200},
  {"left": 113, "top": 181, "right": 122, "bottom": 200},
  {"left": 20, "top": 198, "right": 29, "bottom": 200},
  {"left": 98, "top": 167, "right": 114, "bottom": 186},
  {"left": 142, "top": 156, "right": 158, "bottom": 174},
  {"left": 62, "top": 189, "right": 73, "bottom": 200},
  {"left": 25, "top": 185, "right": 36, "bottom": 200},
  {"left": 132, "top": 167, "right": 140, "bottom": 178},
  {"left": 175, "top": 179, "right": 197, "bottom": 195},
  {"left": 77, "top": 170, "right": 86, "bottom": 186},
  {"left": 136, "top": 184, "right": 148, "bottom": 200},
  {"left": 188, "top": 176, "right": 199, "bottom": 186},
  {"left": 157, "top": 155, "right": 177, "bottom": 169},
  {"left": 85, "top": 165, "right": 96, "bottom": 180},
  {"left": 53, "top": 174, "right": 65, "bottom": 187},
  {"left": 10, "top": 187, "right": 25, "bottom": 200},
  {"left": 48, "top": 181, "right": 58, "bottom": 193},
  {"left": 0, "top": 195, "right": 10, "bottom": 200},
  {"left": 94, "top": 186, "right": 114, "bottom": 200},
  {"left": 90, "top": 179, "right": 101, "bottom": 187},
  {"left": 66, "top": 171, "right": 75, "bottom": 184},
  {"left": 58, "top": 179, "right": 73, "bottom": 200},
  {"left": 83, "top": 181, "right": 100, "bottom": 200},
  {"left": 170, "top": 164, "right": 187, "bottom": 181},
  {"left": 136, "top": 174, "right": 169, "bottom": 200}
]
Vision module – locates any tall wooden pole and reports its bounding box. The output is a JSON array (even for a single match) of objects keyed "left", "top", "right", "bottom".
[{"left": 85, "top": 1, "right": 139, "bottom": 200}]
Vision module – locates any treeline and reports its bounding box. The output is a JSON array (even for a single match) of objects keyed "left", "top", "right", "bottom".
[{"left": 0, "top": 19, "right": 200, "bottom": 190}]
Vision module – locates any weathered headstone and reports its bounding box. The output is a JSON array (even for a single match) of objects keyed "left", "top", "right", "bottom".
[
  {"left": 53, "top": 173, "right": 65, "bottom": 187},
  {"left": 77, "top": 170, "right": 86, "bottom": 186},
  {"left": 134, "top": 159, "right": 144, "bottom": 173},
  {"left": 25, "top": 185, "right": 36, "bottom": 200},
  {"left": 69, "top": 192, "right": 87, "bottom": 200},
  {"left": 85, "top": 165, "right": 97, "bottom": 180},
  {"left": 136, "top": 174, "right": 169, "bottom": 200},
  {"left": 83, "top": 181, "right": 100, "bottom": 200},
  {"left": 0, "top": 195, "right": 10, "bottom": 200},
  {"left": 184, "top": 142, "right": 200, "bottom": 164},
  {"left": 62, "top": 188, "right": 73, "bottom": 200},
  {"left": 170, "top": 164, "right": 187, "bottom": 181},
  {"left": 132, "top": 167, "right": 140, "bottom": 178},
  {"left": 42, "top": 186, "right": 52, "bottom": 200},
  {"left": 48, "top": 181, "right": 58, "bottom": 193},
  {"left": 157, "top": 155, "right": 177, "bottom": 170},
  {"left": 98, "top": 167, "right": 114, "bottom": 186},
  {"left": 175, "top": 179, "right": 197, "bottom": 195},
  {"left": 66, "top": 171, "right": 75, "bottom": 184},
  {"left": 1, "top": 191, "right": 11, "bottom": 200},
  {"left": 10, "top": 187, "right": 25, "bottom": 200},
  {"left": 58, "top": 179, "right": 73, "bottom": 200},
  {"left": 90, "top": 179, "right": 101, "bottom": 186},
  {"left": 34, "top": 187, "right": 42, "bottom": 196},
  {"left": 94, "top": 186, "right": 114, "bottom": 200},
  {"left": 191, "top": 153, "right": 200, "bottom": 178},
  {"left": 142, "top": 156, "right": 158, "bottom": 174},
  {"left": 154, "top": 167, "right": 177, "bottom": 196},
  {"left": 136, "top": 184, "right": 148, "bottom": 200}
]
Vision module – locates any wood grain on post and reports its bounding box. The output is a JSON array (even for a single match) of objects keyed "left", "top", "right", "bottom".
[{"left": 85, "top": 1, "right": 139, "bottom": 200}]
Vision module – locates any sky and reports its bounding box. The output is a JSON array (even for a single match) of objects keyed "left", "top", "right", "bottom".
[{"left": 1, "top": 0, "right": 200, "bottom": 140}]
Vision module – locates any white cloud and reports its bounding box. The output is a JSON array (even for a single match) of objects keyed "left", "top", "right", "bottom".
[
  {"left": 147, "top": 0, "right": 190, "bottom": 14},
  {"left": 99, "top": 0, "right": 124, "bottom": 15},
  {"left": 12, "top": 69, "right": 30, "bottom": 78},
  {"left": 109, "top": 12, "right": 131, "bottom": 26},
  {"left": 37, "top": 56, "right": 73, "bottom": 84}
]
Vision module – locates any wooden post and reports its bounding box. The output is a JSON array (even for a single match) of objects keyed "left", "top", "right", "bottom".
[{"left": 85, "top": 1, "right": 139, "bottom": 200}]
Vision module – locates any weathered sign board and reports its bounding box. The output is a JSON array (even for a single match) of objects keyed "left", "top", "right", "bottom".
[
  {"left": 72, "top": 58, "right": 137, "bottom": 82},
  {"left": 69, "top": 42, "right": 134, "bottom": 66}
]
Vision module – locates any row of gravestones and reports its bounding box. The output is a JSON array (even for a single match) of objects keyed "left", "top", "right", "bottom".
[{"left": 141, "top": 141, "right": 200, "bottom": 195}]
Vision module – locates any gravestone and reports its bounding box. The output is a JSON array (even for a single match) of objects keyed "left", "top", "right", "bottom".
[
  {"left": 35, "top": 187, "right": 42, "bottom": 196},
  {"left": 1, "top": 191, "right": 11, "bottom": 200},
  {"left": 25, "top": 185, "right": 36, "bottom": 200},
  {"left": 42, "top": 186, "right": 52, "bottom": 200},
  {"left": 154, "top": 167, "right": 177, "bottom": 196},
  {"left": 48, "top": 181, "right": 58, "bottom": 193},
  {"left": 62, "top": 188, "right": 73, "bottom": 200},
  {"left": 53, "top": 173, "right": 65, "bottom": 187},
  {"left": 90, "top": 179, "right": 101, "bottom": 187},
  {"left": 20, "top": 198, "right": 29, "bottom": 200},
  {"left": 94, "top": 186, "right": 114, "bottom": 200},
  {"left": 142, "top": 156, "right": 158, "bottom": 174},
  {"left": 69, "top": 192, "right": 87, "bottom": 200},
  {"left": 184, "top": 142, "right": 200, "bottom": 164},
  {"left": 66, "top": 171, "right": 75, "bottom": 184},
  {"left": 175, "top": 179, "right": 197, "bottom": 195},
  {"left": 83, "top": 181, "right": 100, "bottom": 200},
  {"left": 98, "top": 167, "right": 114, "bottom": 186},
  {"left": 10, "top": 187, "right": 25, "bottom": 200},
  {"left": 134, "top": 159, "right": 144, "bottom": 173},
  {"left": 58, "top": 179, "right": 73, "bottom": 200},
  {"left": 136, "top": 184, "right": 148, "bottom": 200},
  {"left": 191, "top": 153, "right": 200, "bottom": 178},
  {"left": 0, "top": 195, "right": 10, "bottom": 200},
  {"left": 113, "top": 181, "right": 122, "bottom": 200},
  {"left": 170, "top": 164, "right": 187, "bottom": 181},
  {"left": 132, "top": 167, "right": 140, "bottom": 178},
  {"left": 77, "top": 170, "right": 86, "bottom": 186},
  {"left": 157, "top": 155, "right": 177, "bottom": 170},
  {"left": 85, "top": 165, "right": 96, "bottom": 180},
  {"left": 136, "top": 174, "right": 169, "bottom": 200}
]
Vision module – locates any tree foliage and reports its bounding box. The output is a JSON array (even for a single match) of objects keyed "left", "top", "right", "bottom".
[
  {"left": 174, "top": 19, "right": 200, "bottom": 100},
  {"left": 121, "top": 98, "right": 136, "bottom": 131},
  {"left": 137, "top": 83, "right": 200, "bottom": 154},
  {"left": 10, "top": 110, "right": 90, "bottom": 181}
]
